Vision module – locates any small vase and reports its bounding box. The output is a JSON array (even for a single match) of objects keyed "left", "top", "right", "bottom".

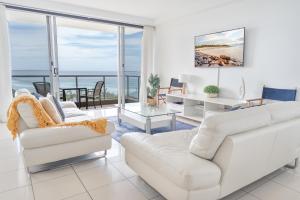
[
  {"left": 207, "top": 93, "right": 218, "bottom": 98},
  {"left": 239, "top": 77, "right": 246, "bottom": 100}
]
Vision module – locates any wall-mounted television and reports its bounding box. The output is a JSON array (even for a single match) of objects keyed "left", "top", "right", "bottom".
[{"left": 195, "top": 27, "right": 245, "bottom": 67}]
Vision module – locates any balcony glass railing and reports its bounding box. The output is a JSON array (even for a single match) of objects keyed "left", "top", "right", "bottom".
[{"left": 12, "top": 74, "right": 140, "bottom": 103}]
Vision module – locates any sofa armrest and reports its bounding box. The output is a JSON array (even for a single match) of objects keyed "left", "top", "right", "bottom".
[{"left": 60, "top": 101, "right": 78, "bottom": 109}]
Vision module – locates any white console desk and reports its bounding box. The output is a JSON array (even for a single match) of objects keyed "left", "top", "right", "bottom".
[{"left": 166, "top": 93, "right": 247, "bottom": 122}]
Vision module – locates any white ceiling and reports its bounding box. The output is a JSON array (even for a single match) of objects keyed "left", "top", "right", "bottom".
[{"left": 48, "top": 0, "right": 235, "bottom": 24}]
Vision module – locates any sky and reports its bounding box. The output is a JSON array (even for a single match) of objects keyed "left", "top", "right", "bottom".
[
  {"left": 9, "top": 21, "right": 142, "bottom": 74},
  {"left": 195, "top": 28, "right": 244, "bottom": 46}
]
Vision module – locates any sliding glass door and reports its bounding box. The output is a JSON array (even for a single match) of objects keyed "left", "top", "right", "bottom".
[
  {"left": 7, "top": 8, "right": 143, "bottom": 107},
  {"left": 7, "top": 10, "right": 54, "bottom": 96},
  {"left": 56, "top": 17, "right": 118, "bottom": 105},
  {"left": 124, "top": 27, "right": 143, "bottom": 103}
]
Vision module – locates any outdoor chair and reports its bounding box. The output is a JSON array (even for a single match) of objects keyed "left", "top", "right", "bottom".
[
  {"left": 33, "top": 82, "right": 51, "bottom": 97},
  {"left": 88, "top": 81, "right": 104, "bottom": 108}
]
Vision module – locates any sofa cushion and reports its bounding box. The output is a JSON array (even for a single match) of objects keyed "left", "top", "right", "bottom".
[
  {"left": 121, "top": 129, "right": 221, "bottom": 190},
  {"left": 17, "top": 103, "right": 39, "bottom": 128},
  {"left": 63, "top": 107, "right": 86, "bottom": 118},
  {"left": 39, "top": 98, "right": 63, "bottom": 124},
  {"left": 20, "top": 121, "right": 114, "bottom": 149},
  {"left": 15, "top": 89, "right": 31, "bottom": 97},
  {"left": 265, "top": 101, "right": 300, "bottom": 123},
  {"left": 189, "top": 106, "right": 272, "bottom": 160},
  {"left": 47, "top": 94, "right": 65, "bottom": 121}
]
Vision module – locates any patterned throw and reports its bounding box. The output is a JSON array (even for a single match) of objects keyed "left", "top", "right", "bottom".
[{"left": 7, "top": 95, "right": 107, "bottom": 139}]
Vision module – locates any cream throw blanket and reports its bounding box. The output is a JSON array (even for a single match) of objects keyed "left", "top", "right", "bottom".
[{"left": 7, "top": 95, "right": 107, "bottom": 139}]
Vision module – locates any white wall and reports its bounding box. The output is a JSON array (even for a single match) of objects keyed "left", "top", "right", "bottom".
[{"left": 155, "top": 0, "right": 300, "bottom": 99}]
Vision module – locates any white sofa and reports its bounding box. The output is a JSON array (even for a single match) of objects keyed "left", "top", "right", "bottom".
[
  {"left": 121, "top": 102, "right": 300, "bottom": 200},
  {"left": 16, "top": 98, "right": 114, "bottom": 168}
]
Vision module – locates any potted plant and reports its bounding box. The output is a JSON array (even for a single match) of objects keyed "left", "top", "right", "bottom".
[
  {"left": 147, "top": 74, "right": 160, "bottom": 106},
  {"left": 204, "top": 85, "right": 219, "bottom": 98}
]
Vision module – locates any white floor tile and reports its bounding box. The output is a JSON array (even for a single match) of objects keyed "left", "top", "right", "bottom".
[
  {"left": 238, "top": 194, "right": 259, "bottom": 200},
  {"left": 250, "top": 181, "right": 300, "bottom": 200},
  {"left": 31, "top": 166, "right": 75, "bottom": 184},
  {"left": 286, "top": 161, "right": 300, "bottom": 176},
  {"left": 0, "top": 169, "right": 30, "bottom": 193},
  {"left": 111, "top": 160, "right": 136, "bottom": 178},
  {"left": 0, "top": 147, "right": 20, "bottom": 159},
  {"left": 106, "top": 140, "right": 125, "bottom": 162},
  {"left": 107, "top": 153, "right": 124, "bottom": 163},
  {"left": 241, "top": 176, "right": 270, "bottom": 193},
  {"left": 221, "top": 190, "right": 247, "bottom": 200},
  {"left": 0, "top": 156, "right": 25, "bottom": 173},
  {"left": 0, "top": 139, "right": 17, "bottom": 149},
  {"left": 63, "top": 193, "right": 92, "bottom": 200},
  {"left": 33, "top": 174, "right": 85, "bottom": 200},
  {"left": 287, "top": 168, "right": 300, "bottom": 177},
  {"left": 151, "top": 195, "right": 167, "bottom": 200},
  {"left": 129, "top": 176, "right": 160, "bottom": 199},
  {"left": 265, "top": 168, "right": 286, "bottom": 180},
  {"left": 272, "top": 171, "right": 300, "bottom": 193},
  {"left": 72, "top": 158, "right": 107, "bottom": 173},
  {"left": 0, "top": 185, "right": 34, "bottom": 200},
  {"left": 77, "top": 163, "right": 125, "bottom": 190},
  {"left": 89, "top": 180, "right": 147, "bottom": 200},
  {"left": 0, "top": 124, "right": 11, "bottom": 140}
]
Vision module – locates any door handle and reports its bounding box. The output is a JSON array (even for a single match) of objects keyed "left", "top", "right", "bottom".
[{"left": 53, "top": 67, "right": 58, "bottom": 75}]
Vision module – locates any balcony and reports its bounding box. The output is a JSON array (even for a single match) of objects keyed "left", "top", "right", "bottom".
[{"left": 12, "top": 74, "right": 140, "bottom": 108}]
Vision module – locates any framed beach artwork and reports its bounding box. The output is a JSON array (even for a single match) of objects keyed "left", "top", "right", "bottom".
[{"left": 195, "top": 28, "right": 245, "bottom": 67}]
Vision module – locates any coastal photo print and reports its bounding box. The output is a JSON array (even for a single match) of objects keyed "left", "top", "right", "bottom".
[{"left": 195, "top": 28, "right": 245, "bottom": 67}]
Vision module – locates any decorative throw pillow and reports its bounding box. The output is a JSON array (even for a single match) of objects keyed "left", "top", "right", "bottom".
[
  {"left": 47, "top": 94, "right": 65, "bottom": 121},
  {"left": 39, "top": 98, "right": 63, "bottom": 124},
  {"left": 17, "top": 102, "right": 39, "bottom": 128},
  {"left": 15, "top": 89, "right": 31, "bottom": 97},
  {"left": 189, "top": 106, "right": 272, "bottom": 160}
]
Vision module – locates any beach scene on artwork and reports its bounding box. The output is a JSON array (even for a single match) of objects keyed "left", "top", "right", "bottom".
[{"left": 195, "top": 28, "right": 244, "bottom": 67}]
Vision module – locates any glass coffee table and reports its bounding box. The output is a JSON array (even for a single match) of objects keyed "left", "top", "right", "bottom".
[{"left": 117, "top": 103, "right": 181, "bottom": 134}]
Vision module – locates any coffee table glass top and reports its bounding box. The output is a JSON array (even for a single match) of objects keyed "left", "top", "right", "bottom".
[{"left": 122, "top": 103, "right": 181, "bottom": 117}]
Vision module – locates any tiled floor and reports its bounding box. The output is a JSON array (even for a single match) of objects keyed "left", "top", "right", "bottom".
[{"left": 0, "top": 109, "right": 300, "bottom": 200}]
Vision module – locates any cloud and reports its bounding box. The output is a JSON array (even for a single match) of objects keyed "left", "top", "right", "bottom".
[{"left": 9, "top": 21, "right": 143, "bottom": 73}]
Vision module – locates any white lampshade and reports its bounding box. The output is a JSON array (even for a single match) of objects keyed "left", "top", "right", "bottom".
[{"left": 178, "top": 74, "right": 190, "bottom": 83}]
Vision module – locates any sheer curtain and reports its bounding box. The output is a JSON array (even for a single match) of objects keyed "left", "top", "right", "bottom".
[
  {"left": 139, "top": 26, "right": 155, "bottom": 103},
  {"left": 0, "top": 5, "right": 12, "bottom": 122}
]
